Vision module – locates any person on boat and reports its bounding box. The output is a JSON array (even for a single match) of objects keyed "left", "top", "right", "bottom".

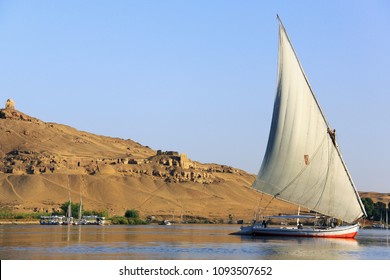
[
  {"left": 328, "top": 128, "right": 337, "bottom": 145},
  {"left": 262, "top": 220, "right": 267, "bottom": 228},
  {"left": 298, "top": 222, "right": 303, "bottom": 229}
]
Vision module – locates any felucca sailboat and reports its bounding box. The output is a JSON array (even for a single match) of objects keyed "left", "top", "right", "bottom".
[{"left": 237, "top": 16, "right": 366, "bottom": 238}]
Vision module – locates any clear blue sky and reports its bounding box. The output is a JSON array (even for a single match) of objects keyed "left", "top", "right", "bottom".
[{"left": 0, "top": 1, "right": 389, "bottom": 193}]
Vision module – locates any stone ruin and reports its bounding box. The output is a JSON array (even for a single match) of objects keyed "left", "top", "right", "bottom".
[
  {"left": 5, "top": 99, "right": 15, "bottom": 110},
  {"left": 157, "top": 150, "right": 179, "bottom": 156}
]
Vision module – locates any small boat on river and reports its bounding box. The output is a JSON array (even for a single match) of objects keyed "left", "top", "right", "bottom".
[
  {"left": 39, "top": 215, "right": 66, "bottom": 225},
  {"left": 76, "top": 215, "right": 105, "bottom": 225}
]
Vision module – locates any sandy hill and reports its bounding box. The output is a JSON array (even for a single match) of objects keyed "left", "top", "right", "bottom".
[
  {"left": 0, "top": 100, "right": 387, "bottom": 222},
  {"left": 0, "top": 101, "right": 302, "bottom": 222},
  {"left": 359, "top": 192, "right": 390, "bottom": 205}
]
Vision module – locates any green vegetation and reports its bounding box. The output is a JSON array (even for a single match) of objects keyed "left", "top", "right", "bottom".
[
  {"left": 124, "top": 209, "right": 140, "bottom": 219},
  {"left": 0, "top": 210, "right": 47, "bottom": 220},
  {"left": 111, "top": 215, "right": 148, "bottom": 225},
  {"left": 59, "top": 201, "right": 80, "bottom": 218},
  {"left": 362, "top": 198, "right": 389, "bottom": 221},
  {"left": 111, "top": 209, "right": 148, "bottom": 225}
]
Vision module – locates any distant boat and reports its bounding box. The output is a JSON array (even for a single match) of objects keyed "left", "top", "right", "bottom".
[
  {"left": 372, "top": 223, "right": 385, "bottom": 229},
  {"left": 40, "top": 215, "right": 65, "bottom": 225},
  {"left": 78, "top": 215, "right": 105, "bottom": 225},
  {"left": 372, "top": 206, "right": 389, "bottom": 229},
  {"left": 73, "top": 197, "right": 105, "bottom": 225},
  {"left": 40, "top": 190, "right": 105, "bottom": 226},
  {"left": 40, "top": 191, "right": 73, "bottom": 226},
  {"left": 160, "top": 220, "right": 172, "bottom": 226},
  {"left": 234, "top": 16, "right": 366, "bottom": 238}
]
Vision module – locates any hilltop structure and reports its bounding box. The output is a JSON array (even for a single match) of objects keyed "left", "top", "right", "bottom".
[{"left": 5, "top": 99, "right": 15, "bottom": 110}]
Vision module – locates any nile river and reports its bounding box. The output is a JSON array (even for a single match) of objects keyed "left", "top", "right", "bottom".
[{"left": 0, "top": 224, "right": 389, "bottom": 260}]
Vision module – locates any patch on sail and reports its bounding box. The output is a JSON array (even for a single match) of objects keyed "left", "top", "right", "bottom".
[{"left": 304, "top": 155, "right": 310, "bottom": 165}]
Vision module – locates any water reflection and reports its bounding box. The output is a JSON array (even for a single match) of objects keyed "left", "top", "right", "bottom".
[
  {"left": 0, "top": 224, "right": 389, "bottom": 260},
  {"left": 238, "top": 235, "right": 360, "bottom": 260}
]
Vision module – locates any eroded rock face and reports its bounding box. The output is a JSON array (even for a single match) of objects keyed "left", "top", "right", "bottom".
[
  {"left": 1, "top": 150, "right": 57, "bottom": 175},
  {"left": 0, "top": 146, "right": 241, "bottom": 184}
]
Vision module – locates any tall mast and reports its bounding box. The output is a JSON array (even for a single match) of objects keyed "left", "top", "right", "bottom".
[
  {"left": 79, "top": 196, "right": 83, "bottom": 221},
  {"left": 67, "top": 191, "right": 72, "bottom": 224}
]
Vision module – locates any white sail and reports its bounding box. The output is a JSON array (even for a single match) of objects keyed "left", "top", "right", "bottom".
[
  {"left": 67, "top": 191, "right": 72, "bottom": 220},
  {"left": 78, "top": 196, "right": 83, "bottom": 221},
  {"left": 252, "top": 18, "right": 366, "bottom": 223}
]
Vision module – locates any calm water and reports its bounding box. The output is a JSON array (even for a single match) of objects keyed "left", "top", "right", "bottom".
[{"left": 0, "top": 224, "right": 389, "bottom": 260}]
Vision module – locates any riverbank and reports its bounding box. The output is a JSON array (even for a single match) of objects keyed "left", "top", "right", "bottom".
[{"left": 0, "top": 219, "right": 39, "bottom": 225}]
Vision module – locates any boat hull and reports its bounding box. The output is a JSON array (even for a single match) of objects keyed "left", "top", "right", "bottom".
[{"left": 235, "top": 224, "right": 360, "bottom": 238}]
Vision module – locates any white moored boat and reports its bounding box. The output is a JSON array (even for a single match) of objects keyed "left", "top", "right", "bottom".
[{"left": 234, "top": 16, "right": 366, "bottom": 239}]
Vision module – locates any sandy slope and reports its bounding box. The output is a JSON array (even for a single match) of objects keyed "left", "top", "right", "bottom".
[
  {"left": 0, "top": 172, "right": 301, "bottom": 222},
  {"left": 360, "top": 192, "right": 390, "bottom": 205}
]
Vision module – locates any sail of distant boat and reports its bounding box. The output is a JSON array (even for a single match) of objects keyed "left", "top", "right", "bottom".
[
  {"left": 252, "top": 16, "right": 366, "bottom": 224},
  {"left": 78, "top": 196, "right": 83, "bottom": 221},
  {"left": 67, "top": 191, "right": 72, "bottom": 222}
]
